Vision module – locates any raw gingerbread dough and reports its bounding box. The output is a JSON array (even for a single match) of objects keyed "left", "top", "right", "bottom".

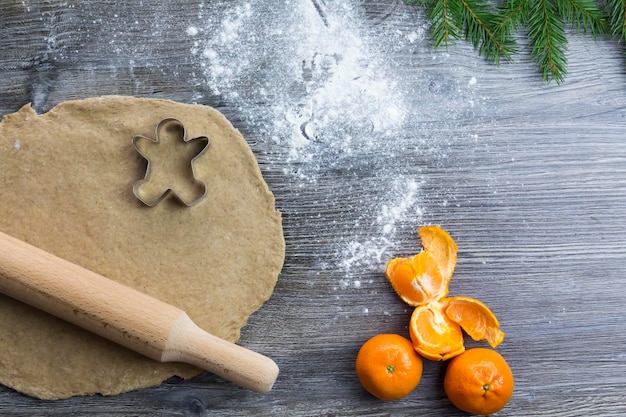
[{"left": 0, "top": 96, "right": 284, "bottom": 399}]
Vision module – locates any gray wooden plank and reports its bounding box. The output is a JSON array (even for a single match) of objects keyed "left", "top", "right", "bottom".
[{"left": 1, "top": 0, "right": 626, "bottom": 415}]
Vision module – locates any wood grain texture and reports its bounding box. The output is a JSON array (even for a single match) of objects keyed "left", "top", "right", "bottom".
[{"left": 1, "top": 0, "right": 626, "bottom": 415}]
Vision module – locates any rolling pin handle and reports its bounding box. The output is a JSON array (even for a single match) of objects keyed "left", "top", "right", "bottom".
[{"left": 162, "top": 312, "right": 279, "bottom": 393}]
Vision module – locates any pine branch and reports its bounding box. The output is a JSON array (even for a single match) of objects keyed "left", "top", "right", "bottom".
[
  {"left": 459, "top": 0, "right": 518, "bottom": 63},
  {"left": 527, "top": 0, "right": 569, "bottom": 84},
  {"left": 408, "top": 0, "right": 626, "bottom": 83},
  {"left": 556, "top": 0, "right": 606, "bottom": 35},
  {"left": 418, "top": 0, "right": 518, "bottom": 62},
  {"left": 496, "top": 0, "right": 528, "bottom": 37},
  {"left": 428, "top": 0, "right": 464, "bottom": 49},
  {"left": 606, "top": 0, "right": 626, "bottom": 42}
]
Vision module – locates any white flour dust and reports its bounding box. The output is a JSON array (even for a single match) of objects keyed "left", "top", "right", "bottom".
[
  {"left": 339, "top": 179, "right": 423, "bottom": 270},
  {"left": 186, "top": 1, "right": 467, "bottom": 285}
]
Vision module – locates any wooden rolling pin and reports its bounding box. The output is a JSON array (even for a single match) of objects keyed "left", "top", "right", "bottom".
[{"left": 0, "top": 230, "right": 279, "bottom": 393}]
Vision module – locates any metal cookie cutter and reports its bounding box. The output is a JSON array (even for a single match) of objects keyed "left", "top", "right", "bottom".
[{"left": 131, "top": 118, "right": 210, "bottom": 207}]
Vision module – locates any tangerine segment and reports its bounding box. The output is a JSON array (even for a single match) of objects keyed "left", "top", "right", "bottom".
[
  {"left": 409, "top": 301, "right": 465, "bottom": 361},
  {"left": 444, "top": 296, "right": 505, "bottom": 348},
  {"left": 356, "top": 334, "right": 424, "bottom": 400},
  {"left": 444, "top": 348, "right": 514, "bottom": 415},
  {"left": 386, "top": 251, "right": 447, "bottom": 306},
  {"left": 418, "top": 225, "right": 458, "bottom": 285}
]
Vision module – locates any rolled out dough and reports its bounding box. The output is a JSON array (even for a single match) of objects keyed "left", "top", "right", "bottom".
[{"left": 0, "top": 96, "right": 284, "bottom": 399}]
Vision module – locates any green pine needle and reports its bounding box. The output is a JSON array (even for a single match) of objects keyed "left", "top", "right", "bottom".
[
  {"left": 408, "top": 0, "right": 625, "bottom": 84},
  {"left": 606, "top": 0, "right": 626, "bottom": 42},
  {"left": 415, "top": 0, "right": 518, "bottom": 62},
  {"left": 527, "top": 0, "right": 569, "bottom": 84},
  {"left": 497, "top": 0, "right": 528, "bottom": 36},
  {"left": 459, "top": 0, "right": 519, "bottom": 63},
  {"left": 429, "top": 0, "right": 464, "bottom": 49},
  {"left": 556, "top": 0, "right": 606, "bottom": 35}
]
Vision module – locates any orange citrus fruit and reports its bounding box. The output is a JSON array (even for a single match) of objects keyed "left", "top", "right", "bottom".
[
  {"left": 387, "top": 226, "right": 504, "bottom": 361},
  {"left": 356, "top": 334, "right": 423, "bottom": 400},
  {"left": 409, "top": 301, "right": 465, "bottom": 361},
  {"left": 444, "top": 296, "right": 505, "bottom": 348},
  {"left": 418, "top": 225, "right": 458, "bottom": 283},
  {"left": 444, "top": 348, "right": 514, "bottom": 415},
  {"left": 386, "top": 226, "right": 457, "bottom": 306},
  {"left": 386, "top": 251, "right": 446, "bottom": 306}
]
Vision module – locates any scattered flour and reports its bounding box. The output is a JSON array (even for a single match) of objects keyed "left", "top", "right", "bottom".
[
  {"left": 187, "top": 0, "right": 477, "bottom": 287},
  {"left": 339, "top": 179, "right": 423, "bottom": 272}
]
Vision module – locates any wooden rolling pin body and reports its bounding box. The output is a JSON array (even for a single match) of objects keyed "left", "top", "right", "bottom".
[{"left": 0, "top": 231, "right": 279, "bottom": 393}]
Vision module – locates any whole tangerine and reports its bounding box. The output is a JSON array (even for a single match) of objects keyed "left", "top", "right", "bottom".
[
  {"left": 356, "top": 334, "right": 423, "bottom": 400},
  {"left": 444, "top": 348, "right": 514, "bottom": 415}
]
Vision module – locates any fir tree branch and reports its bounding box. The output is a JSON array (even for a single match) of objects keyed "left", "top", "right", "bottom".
[
  {"left": 428, "top": 0, "right": 464, "bottom": 49},
  {"left": 407, "top": 0, "right": 626, "bottom": 83},
  {"left": 527, "top": 0, "right": 569, "bottom": 84},
  {"left": 606, "top": 0, "right": 626, "bottom": 42},
  {"left": 556, "top": 0, "right": 606, "bottom": 35},
  {"left": 416, "top": 0, "right": 518, "bottom": 62},
  {"left": 459, "top": 0, "right": 518, "bottom": 63},
  {"left": 496, "top": 0, "right": 528, "bottom": 37}
]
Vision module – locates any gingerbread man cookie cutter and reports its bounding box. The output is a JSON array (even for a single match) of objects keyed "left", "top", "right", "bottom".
[{"left": 131, "top": 118, "right": 210, "bottom": 207}]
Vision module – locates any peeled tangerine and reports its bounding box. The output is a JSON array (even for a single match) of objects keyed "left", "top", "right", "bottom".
[
  {"left": 386, "top": 225, "right": 457, "bottom": 307},
  {"left": 386, "top": 226, "right": 504, "bottom": 361}
]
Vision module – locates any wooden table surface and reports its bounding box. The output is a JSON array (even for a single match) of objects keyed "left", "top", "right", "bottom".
[{"left": 2, "top": 1, "right": 626, "bottom": 415}]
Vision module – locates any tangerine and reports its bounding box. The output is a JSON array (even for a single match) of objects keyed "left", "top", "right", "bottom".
[
  {"left": 444, "top": 296, "right": 505, "bottom": 348},
  {"left": 409, "top": 301, "right": 465, "bottom": 361},
  {"left": 418, "top": 225, "right": 458, "bottom": 282},
  {"left": 386, "top": 251, "right": 447, "bottom": 306},
  {"left": 444, "top": 348, "right": 514, "bottom": 415},
  {"left": 387, "top": 226, "right": 504, "bottom": 360},
  {"left": 356, "top": 334, "right": 423, "bottom": 400},
  {"left": 386, "top": 226, "right": 457, "bottom": 306}
]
